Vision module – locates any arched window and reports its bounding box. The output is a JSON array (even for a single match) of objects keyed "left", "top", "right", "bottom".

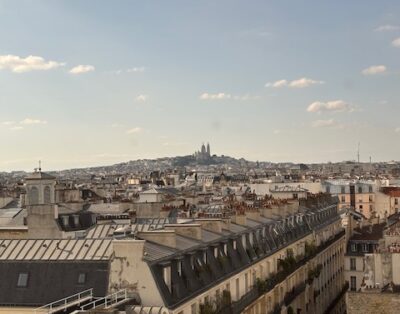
[
  {"left": 44, "top": 186, "right": 51, "bottom": 204},
  {"left": 29, "top": 186, "right": 39, "bottom": 204}
]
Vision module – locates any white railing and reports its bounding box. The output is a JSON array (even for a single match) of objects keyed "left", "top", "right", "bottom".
[
  {"left": 80, "top": 289, "right": 128, "bottom": 310},
  {"left": 34, "top": 288, "right": 93, "bottom": 314}
]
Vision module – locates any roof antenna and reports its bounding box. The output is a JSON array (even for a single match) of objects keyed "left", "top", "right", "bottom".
[{"left": 38, "top": 160, "right": 42, "bottom": 172}]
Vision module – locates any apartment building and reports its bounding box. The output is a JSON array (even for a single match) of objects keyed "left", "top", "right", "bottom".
[
  {"left": 0, "top": 171, "right": 347, "bottom": 314},
  {"left": 325, "top": 181, "right": 375, "bottom": 218}
]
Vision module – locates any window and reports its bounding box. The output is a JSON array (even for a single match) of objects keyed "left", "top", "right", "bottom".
[
  {"left": 350, "top": 276, "right": 357, "bottom": 291},
  {"left": 293, "top": 193, "right": 298, "bottom": 199},
  {"left": 358, "top": 186, "right": 363, "bottom": 194},
  {"left": 236, "top": 278, "right": 239, "bottom": 300},
  {"left": 44, "top": 186, "right": 51, "bottom": 204},
  {"left": 233, "top": 240, "right": 237, "bottom": 250},
  {"left": 177, "top": 261, "right": 182, "bottom": 276},
  {"left": 341, "top": 186, "right": 346, "bottom": 194},
  {"left": 17, "top": 273, "right": 29, "bottom": 287},
  {"left": 341, "top": 195, "right": 345, "bottom": 203},
  {"left": 369, "top": 186, "right": 373, "bottom": 193},
  {"left": 362, "top": 244, "right": 369, "bottom": 252},
  {"left": 326, "top": 186, "right": 331, "bottom": 193},
  {"left": 351, "top": 243, "right": 357, "bottom": 252},
  {"left": 223, "top": 244, "right": 228, "bottom": 255},
  {"left": 395, "top": 198, "right": 399, "bottom": 205},
  {"left": 191, "top": 303, "right": 197, "bottom": 314},
  {"left": 29, "top": 186, "right": 39, "bottom": 205},
  {"left": 350, "top": 258, "right": 356, "bottom": 271},
  {"left": 214, "top": 247, "right": 218, "bottom": 258},
  {"left": 77, "top": 273, "right": 86, "bottom": 284}
]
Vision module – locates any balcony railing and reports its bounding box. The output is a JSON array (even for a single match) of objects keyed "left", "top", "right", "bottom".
[
  {"left": 323, "top": 282, "right": 349, "bottom": 314},
  {"left": 284, "top": 282, "right": 306, "bottom": 307},
  {"left": 230, "top": 230, "right": 345, "bottom": 314}
]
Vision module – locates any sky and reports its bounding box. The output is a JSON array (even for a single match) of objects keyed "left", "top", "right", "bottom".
[{"left": 0, "top": 0, "right": 400, "bottom": 171}]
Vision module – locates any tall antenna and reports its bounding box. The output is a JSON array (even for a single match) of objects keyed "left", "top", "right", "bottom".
[
  {"left": 357, "top": 142, "right": 360, "bottom": 163},
  {"left": 38, "top": 160, "right": 42, "bottom": 172}
]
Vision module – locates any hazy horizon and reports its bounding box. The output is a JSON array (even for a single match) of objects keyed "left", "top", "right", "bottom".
[{"left": 1, "top": 1, "right": 400, "bottom": 171}]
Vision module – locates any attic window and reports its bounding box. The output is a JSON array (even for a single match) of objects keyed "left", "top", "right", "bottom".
[
  {"left": 17, "top": 273, "right": 29, "bottom": 288},
  {"left": 77, "top": 273, "right": 86, "bottom": 284}
]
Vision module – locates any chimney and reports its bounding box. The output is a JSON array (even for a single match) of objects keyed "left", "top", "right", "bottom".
[
  {"left": 137, "top": 230, "right": 176, "bottom": 248},
  {"left": 221, "top": 217, "right": 231, "bottom": 230},
  {"left": 164, "top": 224, "right": 202, "bottom": 240},
  {"left": 260, "top": 207, "right": 273, "bottom": 219},
  {"left": 195, "top": 219, "right": 223, "bottom": 233},
  {"left": 245, "top": 210, "right": 260, "bottom": 221},
  {"left": 232, "top": 214, "right": 247, "bottom": 226}
]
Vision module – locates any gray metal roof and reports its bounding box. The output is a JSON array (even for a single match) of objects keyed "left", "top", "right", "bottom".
[
  {"left": 0, "top": 239, "right": 112, "bottom": 261},
  {"left": 144, "top": 242, "right": 177, "bottom": 262}
]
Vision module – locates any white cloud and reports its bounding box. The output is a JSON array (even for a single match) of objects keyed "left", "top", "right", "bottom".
[
  {"left": 20, "top": 118, "right": 47, "bottom": 125},
  {"left": 69, "top": 65, "right": 95, "bottom": 74},
  {"left": 307, "top": 100, "right": 354, "bottom": 113},
  {"left": 374, "top": 25, "right": 400, "bottom": 32},
  {"left": 200, "top": 93, "right": 231, "bottom": 100},
  {"left": 392, "top": 38, "right": 400, "bottom": 47},
  {"left": 127, "top": 67, "right": 145, "bottom": 73},
  {"left": 362, "top": 65, "right": 387, "bottom": 75},
  {"left": 10, "top": 126, "right": 24, "bottom": 131},
  {"left": 312, "top": 119, "right": 341, "bottom": 128},
  {"left": 135, "top": 94, "right": 148, "bottom": 102},
  {"left": 126, "top": 127, "right": 142, "bottom": 134},
  {"left": 2, "top": 121, "right": 15, "bottom": 126},
  {"left": 266, "top": 77, "right": 324, "bottom": 88},
  {"left": 200, "top": 93, "right": 258, "bottom": 101},
  {"left": 232, "top": 94, "right": 260, "bottom": 101},
  {"left": 0, "top": 54, "right": 64, "bottom": 73},
  {"left": 265, "top": 80, "right": 287, "bottom": 88}
]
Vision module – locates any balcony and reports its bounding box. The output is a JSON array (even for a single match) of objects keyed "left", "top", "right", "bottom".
[
  {"left": 230, "top": 230, "right": 345, "bottom": 314},
  {"left": 284, "top": 282, "right": 306, "bottom": 307},
  {"left": 323, "top": 282, "right": 349, "bottom": 314}
]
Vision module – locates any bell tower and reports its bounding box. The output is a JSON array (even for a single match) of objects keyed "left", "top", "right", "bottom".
[
  {"left": 25, "top": 164, "right": 56, "bottom": 206},
  {"left": 24, "top": 165, "right": 61, "bottom": 238}
]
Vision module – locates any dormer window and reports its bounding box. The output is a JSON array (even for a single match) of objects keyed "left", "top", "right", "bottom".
[
  {"left": 77, "top": 273, "right": 86, "bottom": 285},
  {"left": 177, "top": 261, "right": 182, "bottom": 276},
  {"left": 362, "top": 244, "right": 368, "bottom": 252},
  {"left": 351, "top": 244, "right": 357, "bottom": 252},
  {"left": 17, "top": 273, "right": 29, "bottom": 288}
]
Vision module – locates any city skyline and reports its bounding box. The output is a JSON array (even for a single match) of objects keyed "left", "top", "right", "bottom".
[{"left": 1, "top": 0, "right": 400, "bottom": 171}]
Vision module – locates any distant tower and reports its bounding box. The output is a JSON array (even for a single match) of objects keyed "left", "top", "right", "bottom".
[
  {"left": 201, "top": 143, "right": 206, "bottom": 154},
  {"left": 206, "top": 143, "right": 210, "bottom": 156}
]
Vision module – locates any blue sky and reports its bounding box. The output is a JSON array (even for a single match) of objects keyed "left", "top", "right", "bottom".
[{"left": 0, "top": 0, "right": 399, "bottom": 171}]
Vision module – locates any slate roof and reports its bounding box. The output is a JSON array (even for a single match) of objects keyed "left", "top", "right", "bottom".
[{"left": 0, "top": 261, "right": 108, "bottom": 306}]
